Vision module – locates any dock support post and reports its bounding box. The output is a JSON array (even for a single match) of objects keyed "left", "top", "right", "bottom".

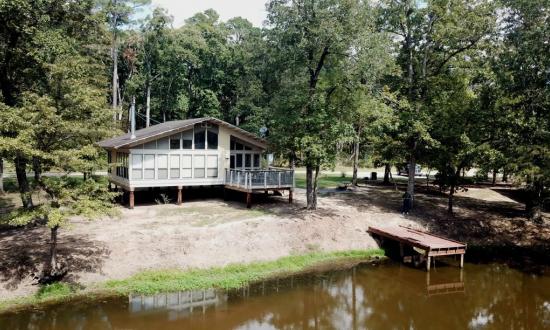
[
  {"left": 129, "top": 190, "right": 134, "bottom": 209},
  {"left": 460, "top": 254, "right": 464, "bottom": 268},
  {"left": 289, "top": 189, "right": 293, "bottom": 204},
  {"left": 426, "top": 256, "right": 431, "bottom": 271},
  {"left": 399, "top": 243, "right": 404, "bottom": 258},
  {"left": 246, "top": 192, "right": 251, "bottom": 209},
  {"left": 177, "top": 187, "right": 182, "bottom": 205}
]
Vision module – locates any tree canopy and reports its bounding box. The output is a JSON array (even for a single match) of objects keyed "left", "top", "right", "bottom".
[{"left": 0, "top": 0, "right": 548, "bottom": 219}]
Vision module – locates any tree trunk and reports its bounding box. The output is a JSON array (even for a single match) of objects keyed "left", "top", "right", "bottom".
[
  {"left": 0, "top": 157, "right": 4, "bottom": 194},
  {"left": 448, "top": 183, "right": 455, "bottom": 214},
  {"left": 15, "top": 155, "right": 33, "bottom": 208},
  {"left": 112, "top": 46, "right": 118, "bottom": 120},
  {"left": 49, "top": 225, "right": 59, "bottom": 273},
  {"left": 526, "top": 179, "right": 544, "bottom": 223},
  {"left": 352, "top": 139, "right": 360, "bottom": 186},
  {"left": 32, "top": 157, "right": 41, "bottom": 183},
  {"left": 306, "top": 165, "right": 318, "bottom": 210},
  {"left": 383, "top": 163, "right": 391, "bottom": 184},
  {"left": 502, "top": 168, "right": 508, "bottom": 183},
  {"left": 146, "top": 82, "right": 151, "bottom": 127},
  {"left": 492, "top": 168, "right": 497, "bottom": 186},
  {"left": 407, "top": 156, "right": 415, "bottom": 208}
]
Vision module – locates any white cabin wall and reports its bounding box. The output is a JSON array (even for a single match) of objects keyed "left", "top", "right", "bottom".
[{"left": 218, "top": 126, "right": 231, "bottom": 178}]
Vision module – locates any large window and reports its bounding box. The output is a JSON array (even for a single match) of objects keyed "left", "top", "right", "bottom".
[
  {"left": 170, "top": 134, "right": 180, "bottom": 150},
  {"left": 182, "top": 130, "right": 193, "bottom": 149},
  {"left": 144, "top": 154, "right": 155, "bottom": 179},
  {"left": 158, "top": 154, "right": 168, "bottom": 179},
  {"left": 170, "top": 155, "right": 180, "bottom": 179},
  {"left": 157, "top": 138, "right": 169, "bottom": 150},
  {"left": 207, "top": 155, "right": 218, "bottom": 178},
  {"left": 144, "top": 141, "right": 156, "bottom": 149},
  {"left": 245, "top": 154, "right": 251, "bottom": 168},
  {"left": 181, "top": 155, "right": 192, "bottom": 178},
  {"left": 132, "top": 154, "right": 143, "bottom": 179},
  {"left": 236, "top": 154, "right": 243, "bottom": 168},
  {"left": 253, "top": 154, "right": 260, "bottom": 168},
  {"left": 194, "top": 155, "right": 205, "bottom": 178},
  {"left": 194, "top": 128, "right": 206, "bottom": 149},
  {"left": 207, "top": 130, "right": 218, "bottom": 150},
  {"left": 115, "top": 152, "right": 128, "bottom": 179}
]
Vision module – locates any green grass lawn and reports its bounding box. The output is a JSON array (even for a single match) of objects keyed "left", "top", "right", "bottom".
[{"left": 294, "top": 173, "right": 353, "bottom": 189}]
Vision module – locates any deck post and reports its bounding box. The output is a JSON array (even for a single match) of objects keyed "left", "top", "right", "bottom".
[
  {"left": 289, "top": 189, "right": 293, "bottom": 204},
  {"left": 399, "top": 242, "right": 404, "bottom": 258},
  {"left": 426, "top": 256, "right": 431, "bottom": 271},
  {"left": 246, "top": 192, "right": 252, "bottom": 209},
  {"left": 460, "top": 254, "right": 464, "bottom": 268},
  {"left": 264, "top": 171, "right": 267, "bottom": 188},
  {"left": 177, "top": 186, "right": 182, "bottom": 205},
  {"left": 129, "top": 190, "right": 134, "bottom": 209}
]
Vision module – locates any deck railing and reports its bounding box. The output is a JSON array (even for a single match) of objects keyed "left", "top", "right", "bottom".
[{"left": 225, "top": 168, "right": 294, "bottom": 190}]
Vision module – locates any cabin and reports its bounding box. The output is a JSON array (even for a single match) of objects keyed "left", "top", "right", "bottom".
[{"left": 98, "top": 117, "right": 294, "bottom": 209}]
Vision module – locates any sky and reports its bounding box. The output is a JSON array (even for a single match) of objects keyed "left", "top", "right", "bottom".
[{"left": 150, "top": 0, "right": 269, "bottom": 27}]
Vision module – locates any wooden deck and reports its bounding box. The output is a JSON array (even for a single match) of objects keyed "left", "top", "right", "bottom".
[
  {"left": 224, "top": 168, "right": 294, "bottom": 208},
  {"left": 367, "top": 226, "right": 466, "bottom": 271}
]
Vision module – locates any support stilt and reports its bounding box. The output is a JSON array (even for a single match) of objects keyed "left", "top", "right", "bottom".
[
  {"left": 246, "top": 192, "right": 252, "bottom": 209},
  {"left": 426, "top": 256, "right": 431, "bottom": 271},
  {"left": 289, "top": 189, "right": 293, "bottom": 204},
  {"left": 177, "top": 187, "right": 182, "bottom": 205},
  {"left": 460, "top": 254, "right": 464, "bottom": 268},
  {"left": 129, "top": 190, "right": 134, "bottom": 209}
]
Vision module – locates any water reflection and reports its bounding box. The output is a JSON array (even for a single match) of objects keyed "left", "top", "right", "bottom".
[
  {"left": 129, "top": 289, "right": 227, "bottom": 320},
  {"left": 0, "top": 262, "right": 548, "bottom": 330}
]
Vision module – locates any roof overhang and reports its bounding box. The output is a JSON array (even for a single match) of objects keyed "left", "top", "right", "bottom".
[{"left": 97, "top": 117, "right": 268, "bottom": 150}]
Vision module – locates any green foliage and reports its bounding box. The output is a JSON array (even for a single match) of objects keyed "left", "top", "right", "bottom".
[
  {"left": 4, "top": 177, "right": 119, "bottom": 229},
  {"left": 36, "top": 283, "right": 74, "bottom": 300},
  {"left": 104, "top": 249, "right": 385, "bottom": 294}
]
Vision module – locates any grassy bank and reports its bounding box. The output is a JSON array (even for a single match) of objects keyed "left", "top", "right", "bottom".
[
  {"left": 0, "top": 249, "right": 384, "bottom": 313},
  {"left": 295, "top": 173, "right": 353, "bottom": 189}
]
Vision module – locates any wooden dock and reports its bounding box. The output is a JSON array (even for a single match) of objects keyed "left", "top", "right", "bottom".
[{"left": 367, "top": 226, "right": 466, "bottom": 271}]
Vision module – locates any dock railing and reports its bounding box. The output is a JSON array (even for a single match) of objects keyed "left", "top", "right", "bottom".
[{"left": 225, "top": 168, "right": 294, "bottom": 191}]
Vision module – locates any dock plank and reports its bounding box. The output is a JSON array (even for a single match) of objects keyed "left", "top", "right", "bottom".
[{"left": 367, "top": 226, "right": 466, "bottom": 255}]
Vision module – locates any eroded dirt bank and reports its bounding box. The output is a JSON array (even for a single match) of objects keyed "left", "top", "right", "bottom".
[{"left": 1, "top": 184, "right": 548, "bottom": 300}]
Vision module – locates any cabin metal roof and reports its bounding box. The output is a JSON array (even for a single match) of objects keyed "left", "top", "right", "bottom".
[{"left": 97, "top": 117, "right": 268, "bottom": 150}]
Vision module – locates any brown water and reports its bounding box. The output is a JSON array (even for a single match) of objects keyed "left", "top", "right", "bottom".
[{"left": 1, "top": 262, "right": 549, "bottom": 330}]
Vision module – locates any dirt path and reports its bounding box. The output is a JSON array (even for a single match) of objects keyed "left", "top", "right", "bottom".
[{"left": 0, "top": 184, "right": 548, "bottom": 300}]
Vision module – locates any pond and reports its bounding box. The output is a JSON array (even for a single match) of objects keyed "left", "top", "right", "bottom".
[{"left": 1, "top": 262, "right": 549, "bottom": 329}]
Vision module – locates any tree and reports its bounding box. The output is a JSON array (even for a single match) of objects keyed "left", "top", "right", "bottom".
[
  {"left": 342, "top": 25, "right": 396, "bottom": 186},
  {"left": 0, "top": 0, "right": 114, "bottom": 208},
  {"left": 0, "top": 0, "right": 118, "bottom": 280},
  {"left": 96, "top": 0, "right": 151, "bottom": 121},
  {"left": 140, "top": 7, "right": 171, "bottom": 127},
  {"left": 377, "top": 0, "right": 495, "bottom": 207},
  {"left": 491, "top": 0, "right": 550, "bottom": 222},
  {"left": 267, "top": 0, "right": 363, "bottom": 209},
  {"left": 6, "top": 175, "right": 118, "bottom": 278}
]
